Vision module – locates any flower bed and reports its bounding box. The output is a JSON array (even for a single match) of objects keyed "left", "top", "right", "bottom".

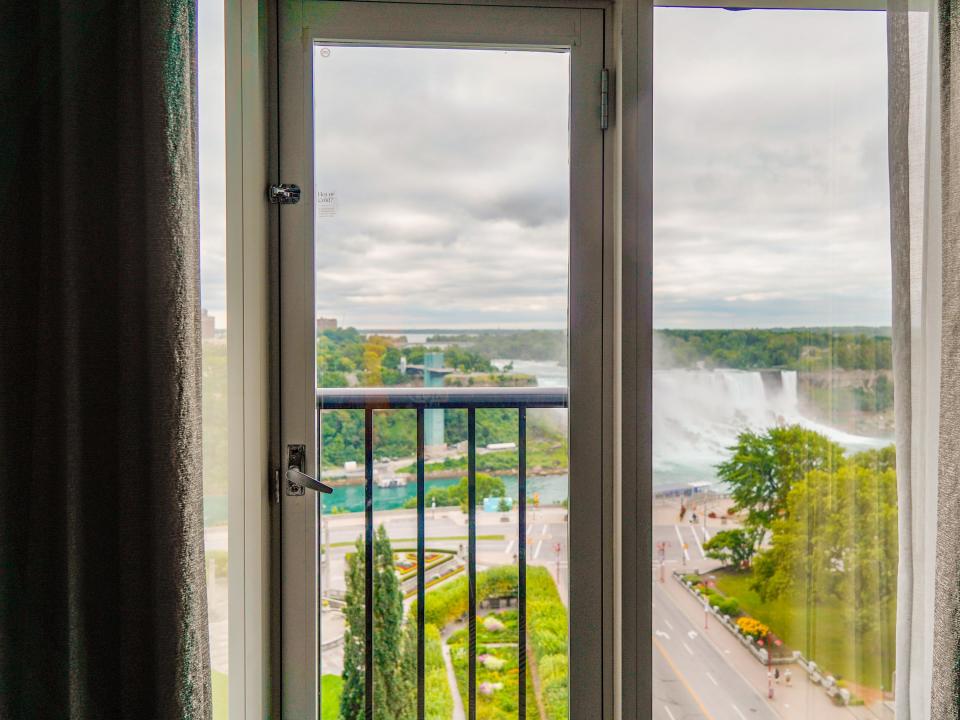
[
  {"left": 449, "top": 641, "right": 535, "bottom": 720},
  {"left": 395, "top": 550, "right": 454, "bottom": 581},
  {"left": 676, "top": 572, "right": 791, "bottom": 662},
  {"left": 448, "top": 609, "right": 520, "bottom": 645}
]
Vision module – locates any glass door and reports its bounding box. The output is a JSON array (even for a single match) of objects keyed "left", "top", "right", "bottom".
[{"left": 277, "top": 3, "right": 609, "bottom": 717}]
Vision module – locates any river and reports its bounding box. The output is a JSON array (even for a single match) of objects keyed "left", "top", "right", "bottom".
[{"left": 322, "top": 472, "right": 568, "bottom": 514}]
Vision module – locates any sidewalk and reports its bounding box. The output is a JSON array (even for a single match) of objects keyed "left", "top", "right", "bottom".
[{"left": 660, "top": 572, "right": 864, "bottom": 720}]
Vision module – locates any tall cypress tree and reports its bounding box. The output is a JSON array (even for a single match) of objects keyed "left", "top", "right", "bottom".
[
  {"left": 340, "top": 537, "right": 366, "bottom": 719},
  {"left": 340, "top": 525, "right": 415, "bottom": 720}
]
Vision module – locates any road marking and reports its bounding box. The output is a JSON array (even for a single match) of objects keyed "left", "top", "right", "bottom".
[
  {"left": 663, "top": 619, "right": 674, "bottom": 631},
  {"left": 663, "top": 705, "right": 677, "bottom": 720},
  {"left": 653, "top": 638, "right": 716, "bottom": 720},
  {"left": 655, "top": 630, "right": 670, "bottom": 640},
  {"left": 505, "top": 540, "right": 514, "bottom": 555},
  {"left": 688, "top": 525, "right": 705, "bottom": 558},
  {"left": 681, "top": 642, "right": 694, "bottom": 656},
  {"left": 706, "top": 672, "right": 718, "bottom": 686},
  {"left": 702, "top": 526, "right": 711, "bottom": 541},
  {"left": 534, "top": 540, "right": 543, "bottom": 559},
  {"left": 687, "top": 630, "right": 698, "bottom": 640},
  {"left": 731, "top": 704, "right": 748, "bottom": 720},
  {"left": 541, "top": 524, "right": 549, "bottom": 538},
  {"left": 673, "top": 525, "right": 690, "bottom": 562}
]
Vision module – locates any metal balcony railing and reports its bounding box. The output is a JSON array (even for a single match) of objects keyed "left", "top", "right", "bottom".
[{"left": 317, "top": 386, "right": 568, "bottom": 720}]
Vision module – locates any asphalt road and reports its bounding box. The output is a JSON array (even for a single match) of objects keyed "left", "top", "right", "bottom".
[{"left": 652, "top": 582, "right": 778, "bottom": 720}]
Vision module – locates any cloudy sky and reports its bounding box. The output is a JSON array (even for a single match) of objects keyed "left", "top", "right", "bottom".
[{"left": 198, "top": 6, "right": 891, "bottom": 332}]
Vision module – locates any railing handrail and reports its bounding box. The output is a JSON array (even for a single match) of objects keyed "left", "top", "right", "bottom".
[{"left": 316, "top": 385, "right": 568, "bottom": 409}]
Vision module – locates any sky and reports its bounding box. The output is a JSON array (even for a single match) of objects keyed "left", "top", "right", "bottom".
[{"left": 197, "top": 6, "right": 891, "bottom": 332}]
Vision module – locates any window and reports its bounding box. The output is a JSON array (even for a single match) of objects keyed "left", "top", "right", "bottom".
[
  {"left": 652, "top": 8, "right": 894, "bottom": 718},
  {"left": 198, "top": 0, "right": 228, "bottom": 717}
]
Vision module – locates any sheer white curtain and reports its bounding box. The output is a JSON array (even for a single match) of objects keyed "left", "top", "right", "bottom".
[{"left": 888, "top": 1, "right": 960, "bottom": 717}]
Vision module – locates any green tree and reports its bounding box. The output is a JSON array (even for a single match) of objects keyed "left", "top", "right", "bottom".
[
  {"left": 750, "top": 462, "right": 897, "bottom": 635},
  {"left": 340, "top": 525, "right": 414, "bottom": 720},
  {"left": 703, "top": 529, "right": 755, "bottom": 568},
  {"left": 716, "top": 425, "right": 844, "bottom": 549}
]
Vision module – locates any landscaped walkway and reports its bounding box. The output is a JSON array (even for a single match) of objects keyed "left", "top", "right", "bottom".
[{"left": 441, "top": 642, "right": 467, "bottom": 720}]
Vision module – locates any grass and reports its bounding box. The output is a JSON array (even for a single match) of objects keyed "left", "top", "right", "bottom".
[
  {"left": 713, "top": 569, "right": 896, "bottom": 692},
  {"left": 212, "top": 670, "right": 228, "bottom": 720},
  {"left": 321, "top": 674, "right": 343, "bottom": 718}
]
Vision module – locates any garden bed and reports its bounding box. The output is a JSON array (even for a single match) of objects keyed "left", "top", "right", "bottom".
[
  {"left": 410, "top": 565, "right": 569, "bottom": 719},
  {"left": 449, "top": 641, "right": 536, "bottom": 720}
]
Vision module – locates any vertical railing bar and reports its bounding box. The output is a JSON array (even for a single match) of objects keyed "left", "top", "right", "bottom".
[
  {"left": 468, "top": 407, "right": 477, "bottom": 720},
  {"left": 364, "top": 407, "right": 374, "bottom": 720},
  {"left": 518, "top": 406, "right": 527, "bottom": 720},
  {"left": 416, "top": 408, "right": 426, "bottom": 720}
]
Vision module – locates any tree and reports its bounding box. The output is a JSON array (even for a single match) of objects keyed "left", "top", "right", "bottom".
[
  {"left": 703, "top": 529, "right": 755, "bottom": 568},
  {"left": 750, "top": 462, "right": 898, "bottom": 635},
  {"left": 340, "top": 525, "right": 414, "bottom": 720},
  {"left": 716, "top": 425, "right": 844, "bottom": 549}
]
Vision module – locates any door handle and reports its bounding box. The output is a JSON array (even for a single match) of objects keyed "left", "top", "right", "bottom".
[{"left": 286, "top": 468, "right": 334, "bottom": 494}]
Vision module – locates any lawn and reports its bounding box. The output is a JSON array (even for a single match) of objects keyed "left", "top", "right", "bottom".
[
  {"left": 712, "top": 569, "right": 896, "bottom": 692},
  {"left": 321, "top": 674, "right": 343, "bottom": 718}
]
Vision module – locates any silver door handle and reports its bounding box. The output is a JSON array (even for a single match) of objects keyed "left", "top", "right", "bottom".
[{"left": 286, "top": 468, "right": 334, "bottom": 494}]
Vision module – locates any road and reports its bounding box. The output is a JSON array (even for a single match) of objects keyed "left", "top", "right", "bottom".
[{"left": 653, "top": 582, "right": 778, "bottom": 720}]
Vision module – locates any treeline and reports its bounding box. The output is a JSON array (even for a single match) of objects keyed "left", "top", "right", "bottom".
[
  {"left": 317, "top": 327, "right": 494, "bottom": 387},
  {"left": 320, "top": 407, "right": 558, "bottom": 467},
  {"left": 657, "top": 328, "right": 892, "bottom": 371},
  {"left": 428, "top": 329, "right": 567, "bottom": 364}
]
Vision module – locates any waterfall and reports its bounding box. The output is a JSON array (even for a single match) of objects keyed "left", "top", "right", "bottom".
[{"left": 652, "top": 368, "right": 881, "bottom": 490}]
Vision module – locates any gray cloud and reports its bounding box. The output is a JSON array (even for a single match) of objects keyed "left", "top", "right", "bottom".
[{"left": 196, "top": 7, "right": 891, "bottom": 332}]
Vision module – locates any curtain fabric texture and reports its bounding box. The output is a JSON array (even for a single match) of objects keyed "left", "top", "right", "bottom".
[
  {"left": 889, "top": 1, "right": 960, "bottom": 718},
  {"left": 0, "top": 2, "right": 210, "bottom": 718}
]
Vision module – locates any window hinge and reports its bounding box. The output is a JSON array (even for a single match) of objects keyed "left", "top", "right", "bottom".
[
  {"left": 268, "top": 183, "right": 301, "bottom": 204},
  {"left": 600, "top": 68, "right": 610, "bottom": 131}
]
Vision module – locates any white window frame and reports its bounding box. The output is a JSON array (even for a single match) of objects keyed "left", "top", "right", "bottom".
[{"left": 222, "top": 0, "right": 886, "bottom": 718}]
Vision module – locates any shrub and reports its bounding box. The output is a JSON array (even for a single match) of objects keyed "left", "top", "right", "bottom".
[{"left": 717, "top": 597, "right": 740, "bottom": 617}]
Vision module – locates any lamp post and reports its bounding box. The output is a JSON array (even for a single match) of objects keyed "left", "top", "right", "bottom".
[{"left": 758, "top": 634, "right": 783, "bottom": 700}]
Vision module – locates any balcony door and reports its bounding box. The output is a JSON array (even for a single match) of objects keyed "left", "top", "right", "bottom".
[{"left": 277, "top": 2, "right": 611, "bottom": 717}]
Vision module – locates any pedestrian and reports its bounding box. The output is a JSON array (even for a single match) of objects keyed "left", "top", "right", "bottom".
[
  {"left": 784, "top": 669, "right": 792, "bottom": 687},
  {"left": 691, "top": 512, "right": 698, "bottom": 523},
  {"left": 774, "top": 668, "right": 780, "bottom": 684}
]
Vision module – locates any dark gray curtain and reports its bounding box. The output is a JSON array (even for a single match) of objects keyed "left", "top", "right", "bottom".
[{"left": 0, "top": 1, "right": 211, "bottom": 718}]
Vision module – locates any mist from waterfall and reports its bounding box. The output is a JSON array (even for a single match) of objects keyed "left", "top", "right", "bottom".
[{"left": 652, "top": 368, "right": 887, "bottom": 490}]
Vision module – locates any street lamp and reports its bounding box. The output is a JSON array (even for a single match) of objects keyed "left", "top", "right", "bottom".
[{"left": 757, "top": 634, "right": 783, "bottom": 699}]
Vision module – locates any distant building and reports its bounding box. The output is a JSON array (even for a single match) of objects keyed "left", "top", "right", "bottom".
[
  {"left": 201, "top": 308, "right": 215, "bottom": 339},
  {"left": 316, "top": 317, "right": 338, "bottom": 332}
]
